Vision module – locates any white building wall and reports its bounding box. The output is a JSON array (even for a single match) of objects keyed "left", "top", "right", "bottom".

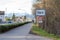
[{"left": 0, "top": 15, "right": 4, "bottom": 22}]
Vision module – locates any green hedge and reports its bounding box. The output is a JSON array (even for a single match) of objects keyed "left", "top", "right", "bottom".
[{"left": 0, "top": 22, "right": 30, "bottom": 33}]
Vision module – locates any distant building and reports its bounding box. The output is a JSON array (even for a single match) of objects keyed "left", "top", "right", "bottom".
[
  {"left": 15, "top": 16, "right": 24, "bottom": 22},
  {"left": 0, "top": 11, "right": 5, "bottom": 22}
]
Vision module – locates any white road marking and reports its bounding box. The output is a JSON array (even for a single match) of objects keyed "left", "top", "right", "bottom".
[{"left": 0, "top": 36, "right": 41, "bottom": 38}]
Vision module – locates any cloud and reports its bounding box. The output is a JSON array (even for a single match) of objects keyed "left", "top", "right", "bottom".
[{"left": 0, "top": 0, "right": 33, "bottom": 14}]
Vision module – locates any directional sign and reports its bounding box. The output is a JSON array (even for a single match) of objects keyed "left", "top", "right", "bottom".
[{"left": 36, "top": 10, "right": 45, "bottom": 16}]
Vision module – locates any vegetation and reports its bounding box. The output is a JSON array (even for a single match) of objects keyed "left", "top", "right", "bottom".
[
  {"left": 0, "top": 22, "right": 30, "bottom": 33},
  {"left": 33, "top": 0, "right": 60, "bottom": 36},
  {"left": 6, "top": 18, "right": 11, "bottom": 21},
  {"left": 12, "top": 13, "right": 15, "bottom": 21},
  {"left": 31, "top": 24, "right": 60, "bottom": 40},
  {"left": 45, "top": 0, "right": 60, "bottom": 36},
  {"left": 24, "top": 16, "right": 26, "bottom": 21}
]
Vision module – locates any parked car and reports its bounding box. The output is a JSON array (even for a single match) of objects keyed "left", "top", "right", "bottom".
[{"left": 7, "top": 21, "right": 13, "bottom": 23}]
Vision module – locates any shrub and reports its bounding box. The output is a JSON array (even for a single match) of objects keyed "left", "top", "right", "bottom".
[{"left": 0, "top": 22, "right": 30, "bottom": 33}]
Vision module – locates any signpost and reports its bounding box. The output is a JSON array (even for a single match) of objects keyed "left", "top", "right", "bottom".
[
  {"left": 37, "top": 16, "right": 43, "bottom": 23},
  {"left": 36, "top": 10, "right": 45, "bottom": 16},
  {"left": 36, "top": 10, "right": 45, "bottom": 23}
]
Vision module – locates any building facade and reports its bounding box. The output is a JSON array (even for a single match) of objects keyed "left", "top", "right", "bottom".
[{"left": 0, "top": 11, "right": 5, "bottom": 22}]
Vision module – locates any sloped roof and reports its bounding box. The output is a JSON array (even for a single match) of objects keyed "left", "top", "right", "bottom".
[{"left": 0, "top": 11, "right": 4, "bottom": 15}]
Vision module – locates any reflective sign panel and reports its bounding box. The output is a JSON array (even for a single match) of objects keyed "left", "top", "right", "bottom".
[
  {"left": 37, "top": 16, "right": 43, "bottom": 23},
  {"left": 36, "top": 10, "right": 45, "bottom": 16}
]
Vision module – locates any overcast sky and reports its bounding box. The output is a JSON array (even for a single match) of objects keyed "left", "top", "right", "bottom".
[{"left": 0, "top": 0, "right": 33, "bottom": 14}]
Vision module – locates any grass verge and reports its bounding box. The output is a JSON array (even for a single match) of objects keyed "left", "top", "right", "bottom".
[{"left": 30, "top": 23, "right": 60, "bottom": 40}]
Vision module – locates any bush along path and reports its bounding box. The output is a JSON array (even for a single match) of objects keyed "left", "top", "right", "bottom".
[{"left": 0, "top": 22, "right": 30, "bottom": 33}]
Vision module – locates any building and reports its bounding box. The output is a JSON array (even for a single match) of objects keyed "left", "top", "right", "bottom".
[
  {"left": 15, "top": 16, "right": 24, "bottom": 23},
  {"left": 0, "top": 11, "right": 5, "bottom": 22}
]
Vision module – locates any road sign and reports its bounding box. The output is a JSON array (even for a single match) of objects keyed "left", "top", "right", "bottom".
[
  {"left": 39, "top": 21, "right": 43, "bottom": 23},
  {"left": 36, "top": 10, "right": 45, "bottom": 16},
  {"left": 37, "top": 16, "right": 43, "bottom": 23},
  {"left": 38, "top": 16, "right": 43, "bottom": 21}
]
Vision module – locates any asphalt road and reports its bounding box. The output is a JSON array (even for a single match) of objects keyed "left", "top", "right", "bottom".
[
  {"left": 0, "top": 23, "right": 53, "bottom": 40},
  {"left": 0, "top": 23, "right": 32, "bottom": 36}
]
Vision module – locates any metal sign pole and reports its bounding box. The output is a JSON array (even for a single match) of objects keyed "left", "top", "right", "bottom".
[{"left": 36, "top": 9, "right": 46, "bottom": 28}]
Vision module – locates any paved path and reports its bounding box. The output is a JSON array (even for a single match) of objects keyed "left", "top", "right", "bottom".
[
  {"left": 0, "top": 23, "right": 53, "bottom": 40},
  {"left": 26, "top": 34, "right": 53, "bottom": 40},
  {"left": 0, "top": 23, "right": 32, "bottom": 36}
]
